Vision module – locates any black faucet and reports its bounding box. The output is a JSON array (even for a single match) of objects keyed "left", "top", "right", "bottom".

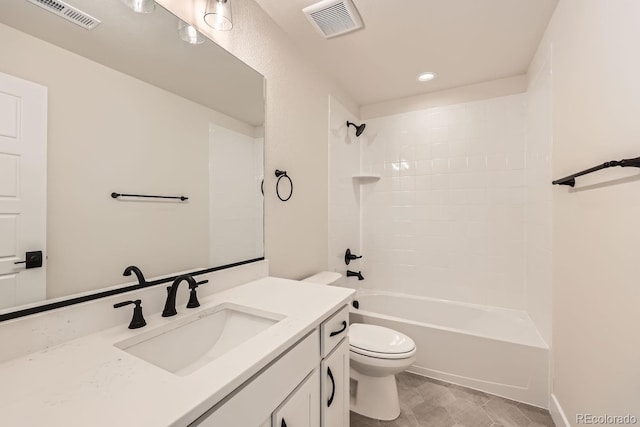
[
  {"left": 162, "top": 275, "right": 208, "bottom": 317},
  {"left": 162, "top": 274, "right": 196, "bottom": 317},
  {"left": 123, "top": 265, "right": 146, "bottom": 286},
  {"left": 347, "top": 270, "right": 364, "bottom": 280}
]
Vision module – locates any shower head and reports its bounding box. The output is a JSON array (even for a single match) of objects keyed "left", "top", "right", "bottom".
[{"left": 346, "top": 121, "right": 366, "bottom": 137}]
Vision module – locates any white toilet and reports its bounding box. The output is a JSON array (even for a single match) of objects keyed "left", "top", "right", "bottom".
[
  {"left": 303, "top": 272, "right": 417, "bottom": 421},
  {"left": 349, "top": 323, "right": 416, "bottom": 420}
]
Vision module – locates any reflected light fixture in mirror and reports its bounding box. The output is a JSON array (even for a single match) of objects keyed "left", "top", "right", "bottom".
[
  {"left": 178, "top": 19, "right": 205, "bottom": 44},
  {"left": 121, "top": 0, "right": 156, "bottom": 13},
  {"left": 204, "top": 0, "right": 233, "bottom": 31}
]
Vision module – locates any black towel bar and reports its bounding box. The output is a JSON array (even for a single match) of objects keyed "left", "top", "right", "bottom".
[
  {"left": 552, "top": 156, "right": 640, "bottom": 187},
  {"left": 111, "top": 192, "right": 188, "bottom": 201}
]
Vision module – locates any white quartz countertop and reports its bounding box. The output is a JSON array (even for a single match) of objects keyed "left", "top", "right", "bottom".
[{"left": 0, "top": 277, "right": 355, "bottom": 426}]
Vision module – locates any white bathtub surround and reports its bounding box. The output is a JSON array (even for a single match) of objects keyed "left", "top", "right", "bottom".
[
  {"left": 0, "top": 260, "right": 269, "bottom": 364},
  {"left": 328, "top": 90, "right": 553, "bottom": 407},
  {"left": 359, "top": 94, "right": 529, "bottom": 309},
  {"left": 350, "top": 290, "right": 549, "bottom": 407},
  {"left": 0, "top": 277, "right": 354, "bottom": 426}
]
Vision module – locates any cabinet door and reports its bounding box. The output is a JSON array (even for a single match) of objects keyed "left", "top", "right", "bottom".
[
  {"left": 273, "top": 369, "right": 320, "bottom": 427},
  {"left": 321, "top": 338, "right": 350, "bottom": 427}
]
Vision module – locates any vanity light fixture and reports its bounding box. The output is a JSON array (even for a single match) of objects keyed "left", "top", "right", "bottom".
[
  {"left": 178, "top": 20, "right": 205, "bottom": 44},
  {"left": 204, "top": 0, "right": 233, "bottom": 31},
  {"left": 121, "top": 0, "right": 155, "bottom": 13},
  {"left": 417, "top": 71, "right": 438, "bottom": 82}
]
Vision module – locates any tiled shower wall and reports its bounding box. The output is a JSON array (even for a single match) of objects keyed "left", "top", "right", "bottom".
[
  {"left": 359, "top": 95, "right": 528, "bottom": 309},
  {"left": 329, "top": 90, "right": 551, "bottom": 319}
]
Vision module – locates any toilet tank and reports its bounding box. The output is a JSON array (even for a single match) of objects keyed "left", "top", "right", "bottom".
[{"left": 302, "top": 271, "right": 342, "bottom": 285}]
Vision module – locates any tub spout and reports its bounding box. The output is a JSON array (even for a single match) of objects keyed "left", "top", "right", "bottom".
[{"left": 347, "top": 270, "right": 364, "bottom": 280}]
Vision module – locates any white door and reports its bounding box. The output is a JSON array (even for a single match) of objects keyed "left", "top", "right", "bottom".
[{"left": 0, "top": 71, "right": 47, "bottom": 309}]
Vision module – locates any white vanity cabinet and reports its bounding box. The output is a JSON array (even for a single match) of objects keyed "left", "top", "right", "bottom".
[
  {"left": 190, "top": 304, "right": 351, "bottom": 427},
  {"left": 192, "top": 330, "right": 320, "bottom": 427},
  {"left": 0, "top": 276, "right": 356, "bottom": 427},
  {"left": 272, "top": 370, "right": 320, "bottom": 427}
]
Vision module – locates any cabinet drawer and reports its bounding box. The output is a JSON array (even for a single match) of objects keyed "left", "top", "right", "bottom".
[{"left": 320, "top": 305, "right": 349, "bottom": 358}]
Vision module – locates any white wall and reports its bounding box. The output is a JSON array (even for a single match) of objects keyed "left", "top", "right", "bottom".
[
  {"left": 531, "top": 0, "right": 640, "bottom": 421},
  {"left": 328, "top": 96, "right": 361, "bottom": 286},
  {"left": 358, "top": 95, "right": 528, "bottom": 309},
  {"left": 159, "top": 0, "right": 359, "bottom": 280},
  {"left": 0, "top": 23, "right": 258, "bottom": 298}
]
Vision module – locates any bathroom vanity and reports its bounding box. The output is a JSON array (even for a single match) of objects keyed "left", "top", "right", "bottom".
[{"left": 0, "top": 275, "right": 354, "bottom": 427}]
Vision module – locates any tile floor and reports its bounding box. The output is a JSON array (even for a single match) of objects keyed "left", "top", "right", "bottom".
[{"left": 350, "top": 372, "right": 555, "bottom": 427}]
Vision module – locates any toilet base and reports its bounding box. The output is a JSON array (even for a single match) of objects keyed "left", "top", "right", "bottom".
[{"left": 350, "top": 367, "right": 400, "bottom": 421}]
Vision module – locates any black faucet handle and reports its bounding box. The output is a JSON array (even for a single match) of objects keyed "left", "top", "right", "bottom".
[
  {"left": 345, "top": 249, "right": 363, "bottom": 265},
  {"left": 187, "top": 280, "right": 207, "bottom": 309},
  {"left": 113, "top": 299, "right": 147, "bottom": 329},
  {"left": 187, "top": 289, "right": 200, "bottom": 308},
  {"left": 190, "top": 279, "right": 208, "bottom": 289}
]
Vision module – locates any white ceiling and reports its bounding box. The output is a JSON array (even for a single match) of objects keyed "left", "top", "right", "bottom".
[{"left": 255, "top": 0, "right": 558, "bottom": 106}]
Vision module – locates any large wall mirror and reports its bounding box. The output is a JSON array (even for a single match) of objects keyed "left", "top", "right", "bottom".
[{"left": 0, "top": 0, "right": 265, "bottom": 318}]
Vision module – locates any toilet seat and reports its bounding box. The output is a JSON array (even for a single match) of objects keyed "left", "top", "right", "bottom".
[
  {"left": 350, "top": 346, "right": 416, "bottom": 360},
  {"left": 349, "top": 324, "right": 416, "bottom": 360}
]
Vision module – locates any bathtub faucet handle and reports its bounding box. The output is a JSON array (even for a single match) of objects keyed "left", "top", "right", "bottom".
[
  {"left": 345, "top": 249, "right": 363, "bottom": 265},
  {"left": 347, "top": 270, "right": 364, "bottom": 281}
]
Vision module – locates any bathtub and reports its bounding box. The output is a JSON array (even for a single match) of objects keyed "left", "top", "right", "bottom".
[{"left": 349, "top": 290, "right": 549, "bottom": 408}]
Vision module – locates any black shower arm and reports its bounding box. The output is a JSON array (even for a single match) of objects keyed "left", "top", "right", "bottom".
[{"left": 552, "top": 156, "right": 640, "bottom": 187}]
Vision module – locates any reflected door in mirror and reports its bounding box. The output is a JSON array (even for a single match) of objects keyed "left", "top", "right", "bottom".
[{"left": 0, "top": 71, "right": 47, "bottom": 309}]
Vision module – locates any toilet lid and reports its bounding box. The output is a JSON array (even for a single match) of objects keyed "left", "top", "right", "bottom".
[{"left": 349, "top": 323, "right": 416, "bottom": 356}]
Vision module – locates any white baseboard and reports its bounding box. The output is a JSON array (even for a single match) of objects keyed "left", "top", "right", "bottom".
[{"left": 550, "top": 393, "right": 571, "bottom": 427}]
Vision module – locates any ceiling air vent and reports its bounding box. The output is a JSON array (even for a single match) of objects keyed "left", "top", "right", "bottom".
[
  {"left": 303, "top": 0, "right": 363, "bottom": 39},
  {"left": 26, "top": 0, "right": 101, "bottom": 30}
]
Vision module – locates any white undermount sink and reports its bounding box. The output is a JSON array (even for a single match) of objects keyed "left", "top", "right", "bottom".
[{"left": 115, "top": 303, "right": 284, "bottom": 376}]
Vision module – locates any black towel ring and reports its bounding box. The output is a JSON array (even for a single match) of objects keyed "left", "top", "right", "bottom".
[{"left": 275, "top": 169, "right": 293, "bottom": 202}]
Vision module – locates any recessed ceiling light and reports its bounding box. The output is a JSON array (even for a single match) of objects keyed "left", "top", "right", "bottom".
[{"left": 417, "top": 72, "right": 437, "bottom": 82}]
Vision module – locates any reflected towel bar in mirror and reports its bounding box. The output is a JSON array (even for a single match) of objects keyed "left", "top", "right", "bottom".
[
  {"left": 552, "top": 156, "right": 640, "bottom": 187},
  {"left": 111, "top": 192, "right": 189, "bottom": 201}
]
